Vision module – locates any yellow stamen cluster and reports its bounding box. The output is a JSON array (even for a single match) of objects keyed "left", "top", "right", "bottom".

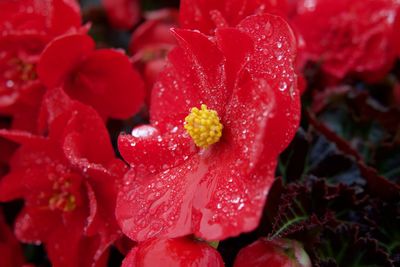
[
  {"left": 48, "top": 180, "right": 76, "bottom": 212},
  {"left": 49, "top": 194, "right": 76, "bottom": 212},
  {"left": 184, "top": 104, "right": 223, "bottom": 148}
]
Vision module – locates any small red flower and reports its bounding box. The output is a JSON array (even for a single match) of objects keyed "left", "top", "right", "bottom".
[
  {"left": 117, "top": 14, "right": 300, "bottom": 242},
  {"left": 0, "top": 0, "right": 81, "bottom": 131},
  {"left": 233, "top": 238, "right": 311, "bottom": 267},
  {"left": 291, "top": 0, "right": 400, "bottom": 81},
  {"left": 0, "top": 88, "right": 126, "bottom": 267},
  {"left": 0, "top": 208, "right": 25, "bottom": 267},
  {"left": 179, "top": 0, "right": 289, "bottom": 35},
  {"left": 122, "top": 237, "right": 224, "bottom": 267},
  {"left": 130, "top": 9, "right": 179, "bottom": 104},
  {"left": 102, "top": 0, "right": 141, "bottom": 29},
  {"left": 37, "top": 33, "right": 145, "bottom": 119}
]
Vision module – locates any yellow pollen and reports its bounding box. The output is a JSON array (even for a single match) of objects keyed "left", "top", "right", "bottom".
[
  {"left": 184, "top": 104, "right": 223, "bottom": 148},
  {"left": 48, "top": 180, "right": 76, "bottom": 212}
]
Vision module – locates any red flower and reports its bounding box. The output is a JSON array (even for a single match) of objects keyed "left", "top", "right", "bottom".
[
  {"left": 0, "top": 0, "right": 81, "bottom": 131},
  {"left": 0, "top": 88, "right": 126, "bottom": 267},
  {"left": 233, "top": 238, "right": 311, "bottom": 267},
  {"left": 102, "top": 0, "right": 141, "bottom": 29},
  {"left": 130, "top": 9, "right": 179, "bottom": 104},
  {"left": 122, "top": 237, "right": 224, "bottom": 267},
  {"left": 37, "top": 33, "right": 145, "bottom": 119},
  {"left": 0, "top": 208, "right": 25, "bottom": 267},
  {"left": 117, "top": 14, "right": 300, "bottom": 242},
  {"left": 291, "top": 0, "right": 400, "bottom": 81},
  {"left": 179, "top": 0, "right": 289, "bottom": 35}
]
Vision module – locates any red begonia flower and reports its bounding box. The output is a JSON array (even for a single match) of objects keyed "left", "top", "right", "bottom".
[
  {"left": 122, "top": 237, "right": 224, "bottom": 267},
  {"left": 233, "top": 238, "right": 311, "bottom": 267},
  {"left": 117, "top": 14, "right": 300, "bottom": 242},
  {"left": 0, "top": 208, "right": 25, "bottom": 267},
  {"left": 102, "top": 0, "right": 141, "bottom": 29},
  {"left": 130, "top": 9, "right": 179, "bottom": 103},
  {"left": 0, "top": 88, "right": 126, "bottom": 267},
  {"left": 0, "top": 0, "right": 81, "bottom": 131},
  {"left": 291, "top": 0, "right": 400, "bottom": 81},
  {"left": 37, "top": 33, "right": 145, "bottom": 119},
  {"left": 180, "top": 0, "right": 289, "bottom": 35}
]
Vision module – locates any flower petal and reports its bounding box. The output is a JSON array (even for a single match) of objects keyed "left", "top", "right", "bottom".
[
  {"left": 150, "top": 29, "right": 226, "bottom": 132},
  {"left": 116, "top": 154, "right": 203, "bottom": 241},
  {"left": 122, "top": 237, "right": 224, "bottom": 267},
  {"left": 66, "top": 49, "right": 145, "bottom": 119},
  {"left": 37, "top": 34, "right": 95, "bottom": 88},
  {"left": 237, "top": 14, "right": 300, "bottom": 155},
  {"left": 118, "top": 125, "right": 197, "bottom": 176}
]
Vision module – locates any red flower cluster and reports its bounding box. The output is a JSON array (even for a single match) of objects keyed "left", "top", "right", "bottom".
[
  {"left": 290, "top": 0, "right": 400, "bottom": 81},
  {"left": 0, "top": 0, "right": 144, "bottom": 132},
  {"left": 0, "top": 88, "right": 127, "bottom": 266}
]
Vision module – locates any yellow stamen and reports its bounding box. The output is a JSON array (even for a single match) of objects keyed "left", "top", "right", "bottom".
[
  {"left": 48, "top": 180, "right": 76, "bottom": 212},
  {"left": 184, "top": 104, "right": 223, "bottom": 148}
]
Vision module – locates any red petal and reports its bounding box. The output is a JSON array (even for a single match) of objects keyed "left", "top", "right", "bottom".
[
  {"left": 49, "top": 0, "right": 82, "bottom": 36},
  {"left": 0, "top": 171, "right": 26, "bottom": 202},
  {"left": 116, "top": 154, "right": 203, "bottom": 241},
  {"left": 116, "top": 149, "right": 276, "bottom": 241},
  {"left": 66, "top": 49, "right": 145, "bottom": 119},
  {"left": 118, "top": 125, "right": 197, "bottom": 175},
  {"left": 45, "top": 218, "right": 107, "bottom": 267},
  {"left": 0, "top": 209, "right": 25, "bottom": 267},
  {"left": 192, "top": 152, "right": 276, "bottom": 240},
  {"left": 122, "top": 238, "right": 224, "bottom": 267},
  {"left": 102, "top": 0, "right": 141, "bottom": 29},
  {"left": 237, "top": 14, "right": 300, "bottom": 155},
  {"left": 14, "top": 207, "right": 60, "bottom": 243},
  {"left": 84, "top": 180, "right": 120, "bottom": 256},
  {"left": 37, "top": 34, "right": 95, "bottom": 89},
  {"left": 38, "top": 87, "right": 74, "bottom": 137},
  {"left": 0, "top": 129, "right": 46, "bottom": 146},
  {"left": 61, "top": 102, "right": 115, "bottom": 167},
  {"left": 215, "top": 28, "right": 254, "bottom": 94},
  {"left": 150, "top": 29, "right": 226, "bottom": 132},
  {"left": 129, "top": 9, "right": 178, "bottom": 53}
]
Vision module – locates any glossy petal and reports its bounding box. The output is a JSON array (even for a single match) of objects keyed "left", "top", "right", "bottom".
[
  {"left": 118, "top": 125, "right": 197, "bottom": 176},
  {"left": 237, "top": 14, "right": 300, "bottom": 155},
  {"left": 122, "top": 237, "right": 224, "bottom": 267}
]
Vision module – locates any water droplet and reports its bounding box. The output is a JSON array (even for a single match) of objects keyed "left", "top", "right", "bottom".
[
  {"left": 279, "top": 81, "right": 288, "bottom": 91},
  {"left": 5, "top": 80, "right": 14, "bottom": 88},
  {"left": 131, "top": 126, "right": 158, "bottom": 138}
]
